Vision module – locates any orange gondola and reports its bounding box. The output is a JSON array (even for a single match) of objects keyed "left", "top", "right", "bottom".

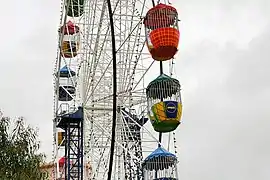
[{"left": 144, "top": 4, "right": 180, "bottom": 61}]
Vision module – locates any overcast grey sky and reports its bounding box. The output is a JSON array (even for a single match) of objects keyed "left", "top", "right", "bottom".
[{"left": 0, "top": 0, "right": 269, "bottom": 179}]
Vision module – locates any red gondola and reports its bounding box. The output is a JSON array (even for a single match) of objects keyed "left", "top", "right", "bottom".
[{"left": 59, "top": 21, "right": 80, "bottom": 58}]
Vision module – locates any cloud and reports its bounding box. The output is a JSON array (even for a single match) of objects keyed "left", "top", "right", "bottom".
[
  {"left": 176, "top": 24, "right": 270, "bottom": 179},
  {"left": 0, "top": 0, "right": 60, "bottom": 160}
]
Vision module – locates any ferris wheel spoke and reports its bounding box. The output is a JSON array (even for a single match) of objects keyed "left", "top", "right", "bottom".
[
  {"left": 121, "top": 110, "right": 160, "bottom": 143},
  {"left": 83, "top": 22, "right": 146, "bottom": 104},
  {"left": 83, "top": 113, "right": 143, "bottom": 164},
  {"left": 84, "top": 30, "right": 146, "bottom": 104},
  {"left": 127, "top": 58, "right": 154, "bottom": 92},
  {"left": 84, "top": 54, "right": 113, "bottom": 103},
  {"left": 83, "top": 34, "right": 113, "bottom": 101}
]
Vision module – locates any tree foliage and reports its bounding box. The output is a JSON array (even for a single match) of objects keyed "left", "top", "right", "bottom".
[{"left": 0, "top": 112, "right": 48, "bottom": 179}]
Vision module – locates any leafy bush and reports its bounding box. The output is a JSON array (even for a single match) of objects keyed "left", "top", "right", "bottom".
[{"left": 0, "top": 113, "right": 48, "bottom": 180}]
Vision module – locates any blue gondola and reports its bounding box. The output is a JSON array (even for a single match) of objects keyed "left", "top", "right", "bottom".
[
  {"left": 58, "top": 66, "right": 76, "bottom": 101},
  {"left": 142, "top": 147, "right": 178, "bottom": 179}
]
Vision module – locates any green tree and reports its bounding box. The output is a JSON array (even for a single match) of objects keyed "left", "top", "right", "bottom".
[{"left": 0, "top": 112, "right": 48, "bottom": 180}]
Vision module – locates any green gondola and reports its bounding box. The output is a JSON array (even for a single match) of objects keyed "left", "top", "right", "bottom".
[
  {"left": 146, "top": 74, "right": 182, "bottom": 132},
  {"left": 66, "top": 0, "right": 84, "bottom": 17}
]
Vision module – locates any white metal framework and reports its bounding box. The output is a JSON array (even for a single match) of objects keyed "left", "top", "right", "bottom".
[{"left": 52, "top": 0, "right": 180, "bottom": 179}]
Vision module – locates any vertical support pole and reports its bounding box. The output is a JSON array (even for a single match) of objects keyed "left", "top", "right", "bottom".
[
  {"left": 80, "top": 116, "right": 84, "bottom": 180},
  {"left": 65, "top": 129, "right": 68, "bottom": 179},
  {"left": 67, "top": 124, "right": 71, "bottom": 180}
]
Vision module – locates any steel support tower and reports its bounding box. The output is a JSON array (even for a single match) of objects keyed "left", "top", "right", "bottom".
[{"left": 57, "top": 107, "right": 84, "bottom": 180}]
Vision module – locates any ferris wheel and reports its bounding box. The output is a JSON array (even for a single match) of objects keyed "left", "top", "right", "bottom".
[{"left": 52, "top": 0, "right": 183, "bottom": 179}]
